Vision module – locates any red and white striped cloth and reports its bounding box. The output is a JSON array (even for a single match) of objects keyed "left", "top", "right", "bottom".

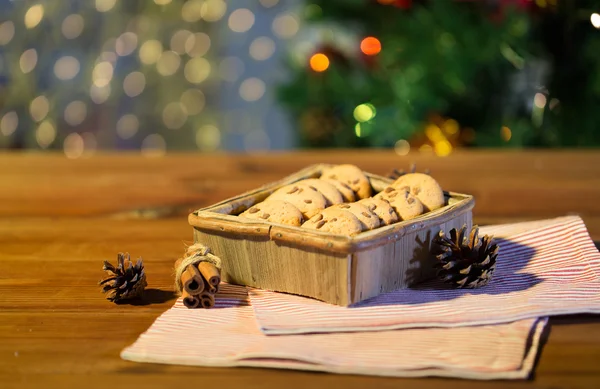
[
  {"left": 249, "top": 216, "right": 600, "bottom": 335},
  {"left": 121, "top": 283, "right": 548, "bottom": 379},
  {"left": 121, "top": 215, "right": 598, "bottom": 379}
]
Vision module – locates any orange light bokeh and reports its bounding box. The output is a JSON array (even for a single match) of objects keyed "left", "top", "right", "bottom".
[
  {"left": 360, "top": 37, "right": 381, "bottom": 56},
  {"left": 309, "top": 53, "right": 329, "bottom": 72}
]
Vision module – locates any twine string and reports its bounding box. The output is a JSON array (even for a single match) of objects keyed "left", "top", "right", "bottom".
[{"left": 174, "top": 243, "right": 222, "bottom": 294}]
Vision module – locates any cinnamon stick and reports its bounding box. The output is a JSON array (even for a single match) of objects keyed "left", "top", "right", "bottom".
[
  {"left": 181, "top": 264, "right": 205, "bottom": 295},
  {"left": 198, "top": 262, "right": 221, "bottom": 287},
  {"left": 199, "top": 292, "right": 215, "bottom": 309},
  {"left": 182, "top": 290, "right": 201, "bottom": 308}
]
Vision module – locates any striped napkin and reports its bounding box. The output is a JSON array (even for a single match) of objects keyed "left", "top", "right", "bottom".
[
  {"left": 121, "top": 215, "right": 597, "bottom": 379},
  {"left": 121, "top": 284, "right": 548, "bottom": 379},
  {"left": 249, "top": 216, "right": 600, "bottom": 335}
]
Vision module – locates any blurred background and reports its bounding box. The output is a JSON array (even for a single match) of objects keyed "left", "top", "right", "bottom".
[{"left": 0, "top": 0, "right": 599, "bottom": 158}]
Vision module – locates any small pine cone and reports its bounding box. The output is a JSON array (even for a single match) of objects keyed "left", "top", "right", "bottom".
[
  {"left": 99, "top": 253, "right": 147, "bottom": 302},
  {"left": 432, "top": 225, "right": 499, "bottom": 288}
]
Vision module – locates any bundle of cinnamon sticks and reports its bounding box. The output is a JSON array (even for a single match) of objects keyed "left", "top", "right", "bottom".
[{"left": 176, "top": 259, "right": 221, "bottom": 309}]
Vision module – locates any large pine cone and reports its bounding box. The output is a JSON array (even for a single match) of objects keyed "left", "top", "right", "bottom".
[{"left": 432, "top": 225, "right": 499, "bottom": 288}]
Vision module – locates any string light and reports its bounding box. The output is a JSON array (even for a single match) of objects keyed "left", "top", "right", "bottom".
[
  {"left": 116, "top": 114, "right": 140, "bottom": 139},
  {"left": 228, "top": 8, "right": 255, "bottom": 33},
  {"left": 434, "top": 140, "right": 452, "bottom": 157},
  {"left": 196, "top": 124, "right": 221, "bottom": 151},
  {"left": 95, "top": 0, "right": 117, "bottom": 13},
  {"left": 92, "top": 61, "right": 114, "bottom": 87},
  {"left": 185, "top": 32, "right": 211, "bottom": 57},
  {"left": 63, "top": 133, "right": 85, "bottom": 159},
  {"left": 181, "top": 89, "right": 206, "bottom": 115},
  {"left": 19, "top": 49, "right": 38, "bottom": 73},
  {"left": 90, "top": 84, "right": 111, "bottom": 104},
  {"left": 501, "top": 126, "right": 512, "bottom": 141},
  {"left": 354, "top": 123, "right": 362, "bottom": 137},
  {"left": 591, "top": 13, "right": 600, "bottom": 29},
  {"left": 272, "top": 13, "right": 299, "bottom": 38},
  {"left": 35, "top": 120, "right": 56, "bottom": 148},
  {"left": 309, "top": 53, "right": 329, "bottom": 72},
  {"left": 184, "top": 58, "right": 211, "bottom": 84},
  {"left": 201, "top": 0, "right": 227, "bottom": 22},
  {"left": 61, "top": 14, "right": 84, "bottom": 39},
  {"left": 123, "top": 72, "right": 146, "bottom": 97},
  {"left": 249, "top": 37, "right": 276, "bottom": 61},
  {"left": 115, "top": 32, "right": 138, "bottom": 56},
  {"left": 353, "top": 104, "right": 375, "bottom": 122},
  {"left": 443, "top": 119, "right": 459, "bottom": 135},
  {"left": 394, "top": 139, "right": 410, "bottom": 156},
  {"left": 239, "top": 77, "right": 266, "bottom": 102},
  {"left": 534, "top": 92, "right": 547, "bottom": 108},
  {"left": 64, "top": 101, "right": 87, "bottom": 126},
  {"left": 0, "top": 21, "right": 15, "bottom": 45},
  {"left": 24, "top": 5, "right": 44, "bottom": 29},
  {"left": 156, "top": 51, "right": 181, "bottom": 76},
  {"left": 141, "top": 134, "right": 167, "bottom": 157},
  {"left": 162, "top": 102, "right": 188, "bottom": 130},
  {"left": 0, "top": 111, "right": 18, "bottom": 136},
  {"left": 360, "top": 37, "right": 381, "bottom": 56},
  {"left": 170, "top": 30, "right": 193, "bottom": 54},
  {"left": 139, "top": 40, "right": 163, "bottom": 65},
  {"left": 181, "top": 0, "right": 203, "bottom": 23},
  {"left": 54, "top": 56, "right": 80, "bottom": 80},
  {"left": 30, "top": 96, "right": 50, "bottom": 122}
]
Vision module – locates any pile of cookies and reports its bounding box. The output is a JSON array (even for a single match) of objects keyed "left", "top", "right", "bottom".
[{"left": 239, "top": 164, "right": 446, "bottom": 236}]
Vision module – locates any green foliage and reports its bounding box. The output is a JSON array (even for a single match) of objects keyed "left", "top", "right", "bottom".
[{"left": 279, "top": 0, "right": 600, "bottom": 148}]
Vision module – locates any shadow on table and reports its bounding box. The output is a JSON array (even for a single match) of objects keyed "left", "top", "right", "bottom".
[
  {"left": 352, "top": 238, "right": 541, "bottom": 307},
  {"left": 116, "top": 288, "right": 177, "bottom": 306}
]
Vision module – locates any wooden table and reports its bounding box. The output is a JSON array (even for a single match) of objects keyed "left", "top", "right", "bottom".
[{"left": 1, "top": 150, "right": 599, "bottom": 389}]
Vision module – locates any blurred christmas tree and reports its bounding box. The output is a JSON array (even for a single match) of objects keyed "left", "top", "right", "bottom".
[{"left": 279, "top": 0, "right": 600, "bottom": 152}]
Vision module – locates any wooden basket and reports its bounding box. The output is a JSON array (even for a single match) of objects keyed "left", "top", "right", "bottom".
[{"left": 188, "top": 164, "right": 474, "bottom": 306}]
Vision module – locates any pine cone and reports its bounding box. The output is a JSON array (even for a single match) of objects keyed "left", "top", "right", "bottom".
[
  {"left": 99, "top": 253, "right": 147, "bottom": 302},
  {"left": 432, "top": 225, "right": 499, "bottom": 288},
  {"left": 387, "top": 163, "right": 430, "bottom": 180}
]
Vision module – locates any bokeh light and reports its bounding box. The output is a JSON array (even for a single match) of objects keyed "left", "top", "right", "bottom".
[
  {"left": 141, "top": 134, "right": 167, "bottom": 157},
  {"left": 394, "top": 139, "right": 410, "bottom": 156},
  {"left": 116, "top": 114, "right": 140, "bottom": 139},
  {"left": 444, "top": 119, "right": 459, "bottom": 135},
  {"left": 239, "top": 77, "right": 266, "bottom": 102},
  {"left": 54, "top": 56, "right": 80, "bottom": 80},
  {"left": 0, "top": 21, "right": 15, "bottom": 45},
  {"left": 534, "top": 92, "right": 547, "bottom": 108},
  {"left": 63, "top": 133, "right": 84, "bottom": 159},
  {"left": 228, "top": 9, "right": 255, "bottom": 33},
  {"left": 185, "top": 32, "right": 211, "bottom": 57},
  {"left": 272, "top": 13, "right": 299, "bottom": 38},
  {"left": 201, "top": 0, "right": 227, "bottom": 22},
  {"left": 170, "top": 30, "right": 193, "bottom": 54},
  {"left": 156, "top": 51, "right": 181, "bottom": 76},
  {"left": 95, "top": 0, "right": 117, "bottom": 13},
  {"left": 61, "top": 14, "right": 84, "bottom": 39},
  {"left": 162, "top": 102, "right": 188, "bottom": 129},
  {"left": 30, "top": 96, "right": 50, "bottom": 122},
  {"left": 139, "top": 40, "right": 163, "bottom": 65},
  {"left": 35, "top": 120, "right": 56, "bottom": 148},
  {"left": 0, "top": 111, "right": 18, "bottom": 136},
  {"left": 196, "top": 124, "right": 221, "bottom": 151},
  {"left": 90, "top": 84, "right": 111, "bottom": 104},
  {"left": 184, "top": 58, "right": 211, "bottom": 84},
  {"left": 154, "top": 0, "right": 172, "bottom": 5},
  {"left": 219, "top": 56, "right": 245, "bottom": 82},
  {"left": 116, "top": 32, "right": 138, "bottom": 56},
  {"left": 591, "top": 13, "right": 600, "bottom": 29},
  {"left": 19, "top": 49, "right": 38, "bottom": 73},
  {"left": 181, "top": 0, "right": 204, "bottom": 22},
  {"left": 123, "top": 71, "right": 146, "bottom": 97},
  {"left": 180, "top": 89, "right": 206, "bottom": 115},
  {"left": 434, "top": 140, "right": 452, "bottom": 156},
  {"left": 353, "top": 104, "right": 376, "bottom": 122},
  {"left": 25, "top": 5, "right": 44, "bottom": 29},
  {"left": 249, "top": 37, "right": 276, "bottom": 61},
  {"left": 64, "top": 101, "right": 87, "bottom": 126},
  {"left": 501, "top": 126, "right": 512, "bottom": 141},
  {"left": 309, "top": 53, "right": 329, "bottom": 72},
  {"left": 259, "top": 0, "right": 279, "bottom": 7},
  {"left": 92, "top": 61, "right": 114, "bottom": 87},
  {"left": 360, "top": 37, "right": 381, "bottom": 56}
]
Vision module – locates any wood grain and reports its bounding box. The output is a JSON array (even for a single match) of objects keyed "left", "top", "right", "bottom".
[{"left": 1, "top": 151, "right": 600, "bottom": 388}]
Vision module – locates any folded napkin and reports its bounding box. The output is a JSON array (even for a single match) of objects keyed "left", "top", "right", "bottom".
[
  {"left": 121, "top": 284, "right": 548, "bottom": 379},
  {"left": 249, "top": 216, "right": 600, "bottom": 335}
]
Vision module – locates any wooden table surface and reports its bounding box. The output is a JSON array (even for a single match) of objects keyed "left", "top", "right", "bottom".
[{"left": 1, "top": 150, "right": 600, "bottom": 389}]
